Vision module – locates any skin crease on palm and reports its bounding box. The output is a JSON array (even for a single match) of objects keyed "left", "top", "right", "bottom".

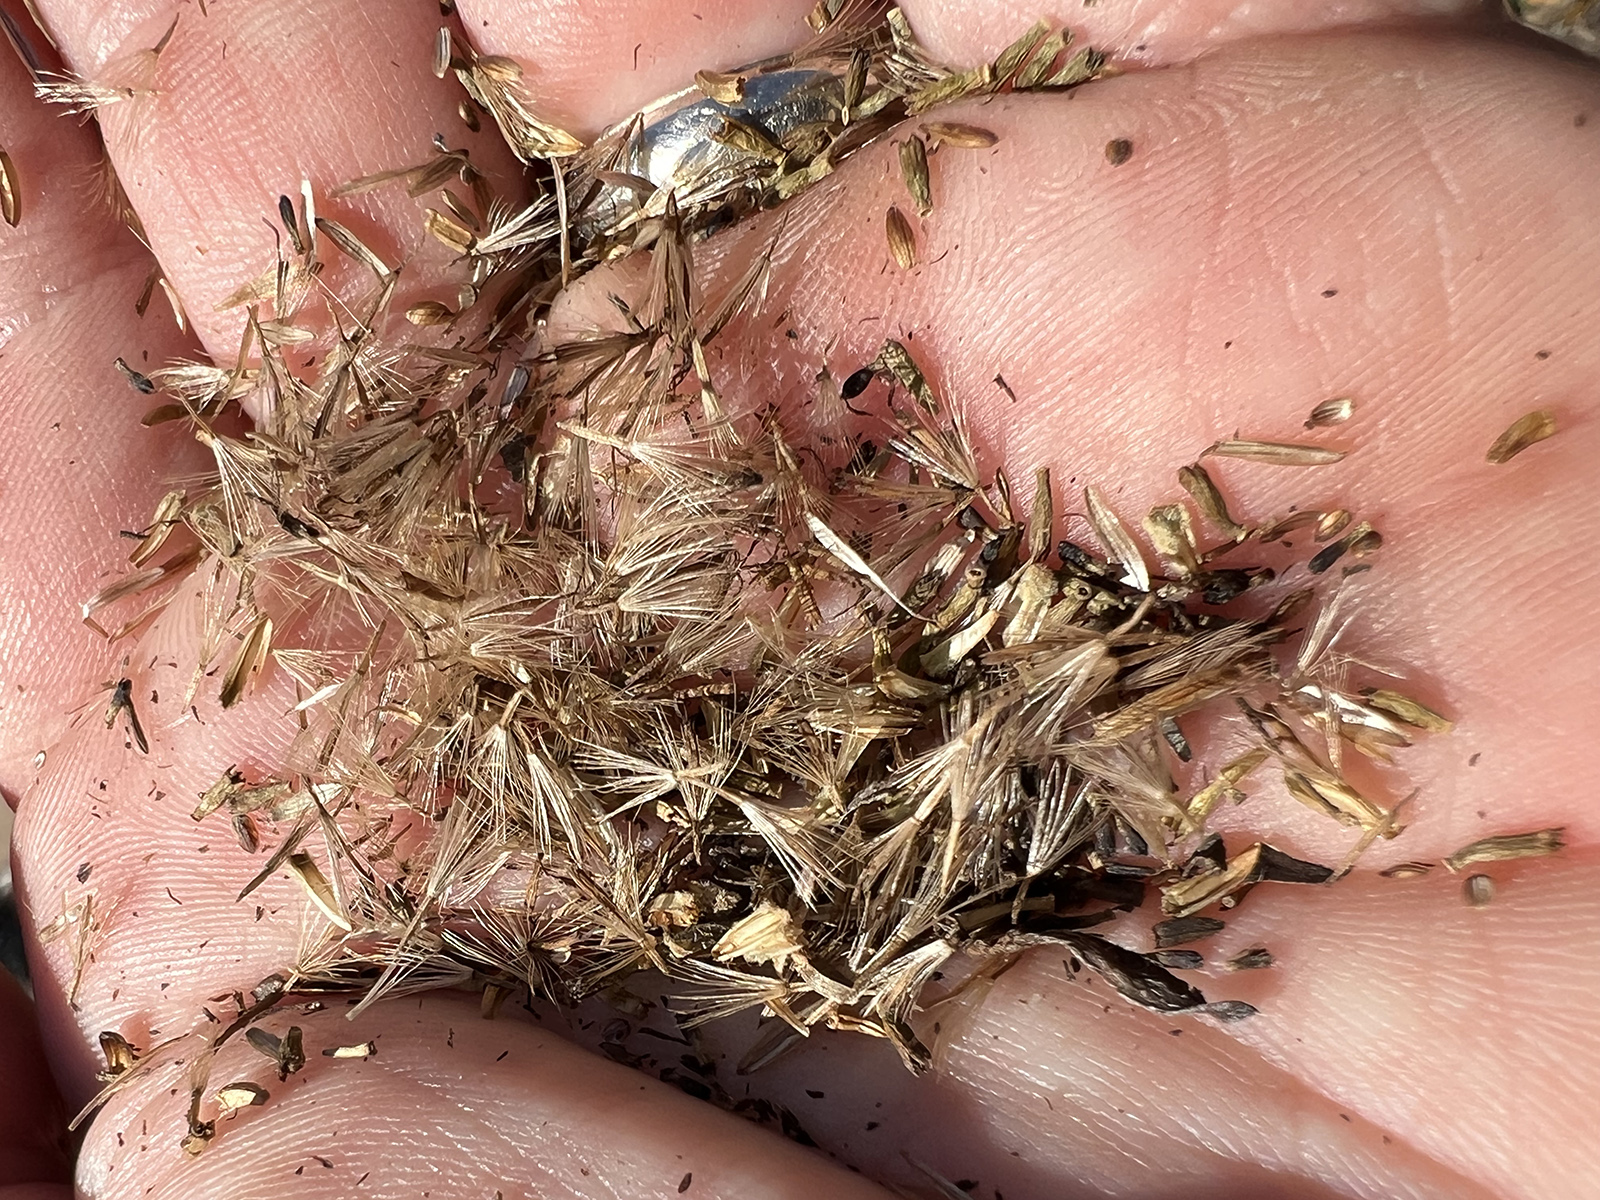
[{"left": 0, "top": 0, "right": 1596, "bottom": 1196}]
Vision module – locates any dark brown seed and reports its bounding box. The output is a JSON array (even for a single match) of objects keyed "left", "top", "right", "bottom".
[
  {"left": 1153, "top": 916, "right": 1226, "bottom": 948},
  {"left": 113, "top": 357, "right": 155, "bottom": 393},
  {"left": 1227, "top": 948, "right": 1274, "bottom": 971},
  {"left": 1059, "top": 933, "right": 1207, "bottom": 1013},
  {"left": 1148, "top": 949, "right": 1203, "bottom": 970},
  {"left": 277, "top": 194, "right": 304, "bottom": 255},
  {"left": 1105, "top": 138, "right": 1133, "bottom": 166},
  {"left": 1254, "top": 845, "right": 1334, "bottom": 885},
  {"left": 841, "top": 366, "right": 875, "bottom": 399}
]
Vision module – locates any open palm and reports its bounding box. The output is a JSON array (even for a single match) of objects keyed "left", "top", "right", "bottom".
[{"left": 2, "top": 2, "right": 1598, "bottom": 1198}]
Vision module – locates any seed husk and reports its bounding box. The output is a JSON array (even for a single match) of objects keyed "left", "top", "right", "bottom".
[
  {"left": 899, "top": 134, "right": 932, "bottom": 216},
  {"left": 432, "top": 26, "right": 451, "bottom": 78},
  {"left": 922, "top": 121, "right": 998, "bottom": 149},
  {"left": 219, "top": 615, "right": 272, "bottom": 709},
  {"left": 1227, "top": 948, "right": 1274, "bottom": 971},
  {"left": 214, "top": 1082, "right": 269, "bottom": 1113},
  {"left": 1379, "top": 861, "right": 1434, "bottom": 879},
  {"left": 322, "top": 1041, "right": 377, "bottom": 1059},
  {"left": 287, "top": 852, "right": 352, "bottom": 931},
  {"left": 1362, "top": 688, "right": 1453, "bottom": 734},
  {"left": 1486, "top": 409, "right": 1557, "bottom": 463},
  {"left": 1204, "top": 439, "right": 1348, "bottom": 466},
  {"left": 1104, "top": 137, "right": 1133, "bottom": 166},
  {"left": 694, "top": 69, "right": 746, "bottom": 103},
  {"left": 1443, "top": 828, "right": 1565, "bottom": 873},
  {"left": 1177, "top": 463, "right": 1246, "bottom": 541}
]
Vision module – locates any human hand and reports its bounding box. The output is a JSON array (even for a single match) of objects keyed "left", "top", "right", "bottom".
[{"left": 2, "top": 2, "right": 1597, "bottom": 1198}]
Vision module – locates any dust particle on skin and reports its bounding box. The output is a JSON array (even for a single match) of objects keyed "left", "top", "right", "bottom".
[
  {"left": 1105, "top": 137, "right": 1133, "bottom": 166},
  {"left": 678, "top": 1171, "right": 693, "bottom": 1193}
]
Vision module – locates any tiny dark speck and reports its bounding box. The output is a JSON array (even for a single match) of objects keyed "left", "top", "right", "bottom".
[
  {"left": 1321, "top": 288, "right": 1338, "bottom": 298},
  {"left": 1576, "top": 112, "right": 1588, "bottom": 127},
  {"left": 496, "top": 1050, "right": 509, "bottom": 1061},
  {"left": 1105, "top": 138, "right": 1133, "bottom": 166},
  {"left": 1469, "top": 752, "right": 1481, "bottom": 766},
  {"left": 77, "top": 862, "right": 92, "bottom": 883},
  {"left": 1169, "top": 1028, "right": 1182, "bottom": 1036},
  {"left": 865, "top": 1121, "right": 880, "bottom": 1131},
  {"left": 1339, "top": 1112, "right": 1351, "bottom": 1122},
  {"left": 805, "top": 1089, "right": 824, "bottom": 1099},
  {"left": 678, "top": 1171, "right": 693, "bottom": 1193},
  {"left": 1535, "top": 349, "right": 1551, "bottom": 360}
]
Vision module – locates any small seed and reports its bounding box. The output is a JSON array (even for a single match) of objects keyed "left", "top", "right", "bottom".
[
  {"left": 1464, "top": 874, "right": 1495, "bottom": 907},
  {"left": 1306, "top": 396, "right": 1354, "bottom": 427},
  {"left": 1486, "top": 409, "right": 1557, "bottom": 464},
  {"left": 885, "top": 205, "right": 917, "bottom": 269},
  {"left": 922, "top": 121, "right": 998, "bottom": 149}
]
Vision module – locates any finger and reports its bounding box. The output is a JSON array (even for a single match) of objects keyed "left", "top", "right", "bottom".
[
  {"left": 899, "top": 0, "right": 1501, "bottom": 67},
  {"left": 76, "top": 992, "right": 891, "bottom": 1200},
  {"left": 28, "top": 0, "right": 525, "bottom": 361},
  {"left": 0, "top": 971, "right": 70, "bottom": 1196},
  {"left": 456, "top": 0, "right": 819, "bottom": 137},
  {"left": 0, "top": 45, "right": 209, "bottom": 803}
]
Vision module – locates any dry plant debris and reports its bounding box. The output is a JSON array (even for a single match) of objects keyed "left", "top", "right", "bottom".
[{"left": 44, "top": 3, "right": 1564, "bottom": 1153}]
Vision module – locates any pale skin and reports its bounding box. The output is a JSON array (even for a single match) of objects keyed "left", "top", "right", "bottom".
[{"left": 1, "top": 1, "right": 1598, "bottom": 1197}]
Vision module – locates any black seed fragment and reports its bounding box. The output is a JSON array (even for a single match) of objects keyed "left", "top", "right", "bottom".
[
  {"left": 1148, "top": 949, "right": 1203, "bottom": 970},
  {"left": 1153, "top": 916, "right": 1225, "bottom": 948},
  {"left": 841, "top": 366, "right": 876, "bottom": 399}
]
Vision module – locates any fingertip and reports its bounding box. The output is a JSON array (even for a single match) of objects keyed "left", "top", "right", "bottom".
[{"left": 0, "top": 971, "right": 72, "bottom": 1191}]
